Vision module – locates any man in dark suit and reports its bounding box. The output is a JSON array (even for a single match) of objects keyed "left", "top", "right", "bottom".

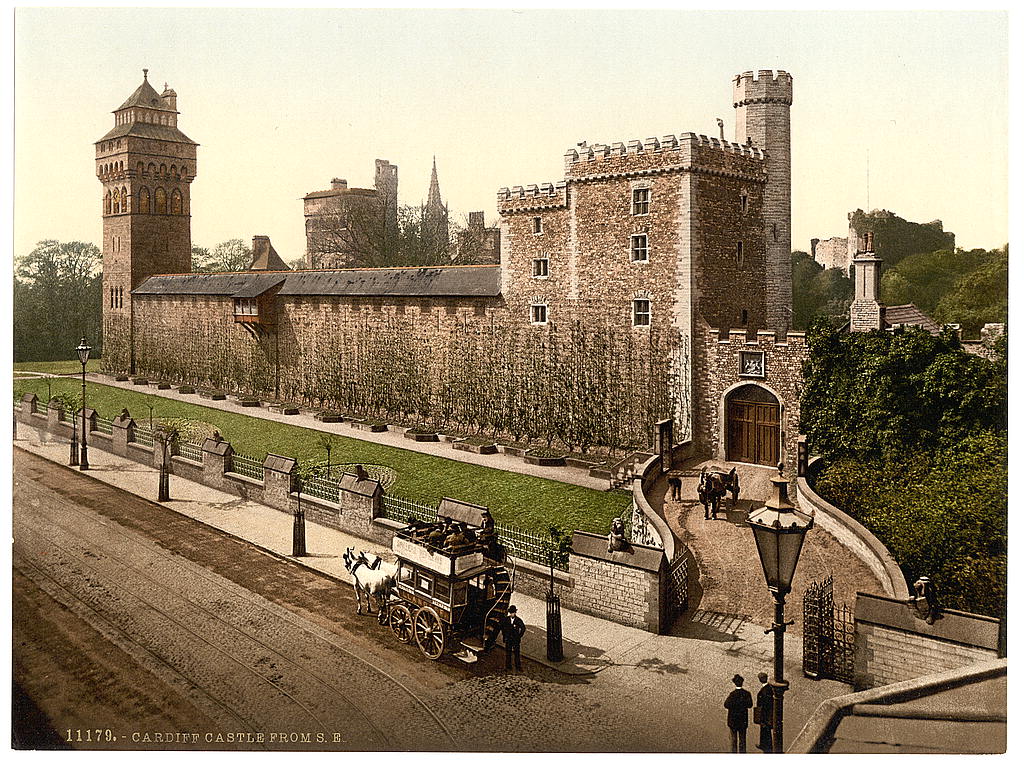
[
  {"left": 501, "top": 605, "right": 526, "bottom": 671},
  {"left": 724, "top": 673, "right": 753, "bottom": 752},
  {"left": 755, "top": 671, "right": 774, "bottom": 752}
]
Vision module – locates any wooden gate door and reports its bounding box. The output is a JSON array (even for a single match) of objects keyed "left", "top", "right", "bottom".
[{"left": 727, "top": 399, "right": 779, "bottom": 466}]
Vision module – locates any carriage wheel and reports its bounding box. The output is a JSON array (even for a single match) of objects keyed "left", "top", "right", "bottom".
[
  {"left": 413, "top": 607, "right": 446, "bottom": 660},
  {"left": 389, "top": 603, "right": 414, "bottom": 644}
]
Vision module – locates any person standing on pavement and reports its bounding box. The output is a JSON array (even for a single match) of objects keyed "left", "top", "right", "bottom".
[
  {"left": 500, "top": 605, "right": 526, "bottom": 671},
  {"left": 755, "top": 671, "right": 774, "bottom": 752},
  {"left": 724, "top": 673, "right": 753, "bottom": 752}
]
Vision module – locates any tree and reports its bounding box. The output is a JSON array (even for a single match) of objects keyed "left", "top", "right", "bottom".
[
  {"left": 14, "top": 240, "right": 102, "bottom": 361},
  {"left": 191, "top": 239, "right": 253, "bottom": 272},
  {"left": 791, "top": 250, "right": 852, "bottom": 330}
]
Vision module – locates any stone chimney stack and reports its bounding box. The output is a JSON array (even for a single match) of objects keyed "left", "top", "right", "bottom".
[
  {"left": 850, "top": 231, "right": 883, "bottom": 332},
  {"left": 331, "top": 178, "right": 348, "bottom": 190}
]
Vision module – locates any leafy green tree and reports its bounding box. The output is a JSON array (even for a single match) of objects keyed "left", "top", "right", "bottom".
[
  {"left": 932, "top": 248, "right": 1008, "bottom": 337},
  {"left": 803, "top": 321, "right": 1007, "bottom": 616},
  {"left": 14, "top": 240, "right": 102, "bottom": 361},
  {"left": 791, "top": 250, "right": 852, "bottom": 330}
]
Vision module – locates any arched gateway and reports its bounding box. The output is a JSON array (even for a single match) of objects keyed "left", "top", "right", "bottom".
[{"left": 725, "top": 383, "right": 780, "bottom": 467}]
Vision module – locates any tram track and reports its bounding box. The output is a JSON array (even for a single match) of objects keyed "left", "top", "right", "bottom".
[{"left": 13, "top": 459, "right": 457, "bottom": 750}]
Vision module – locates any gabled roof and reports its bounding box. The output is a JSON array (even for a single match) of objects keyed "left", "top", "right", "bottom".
[
  {"left": 883, "top": 304, "right": 942, "bottom": 335},
  {"left": 116, "top": 77, "right": 173, "bottom": 112},
  {"left": 133, "top": 264, "right": 502, "bottom": 299},
  {"left": 249, "top": 239, "right": 290, "bottom": 271}
]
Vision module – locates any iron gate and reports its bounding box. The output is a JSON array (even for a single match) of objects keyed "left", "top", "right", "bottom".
[
  {"left": 666, "top": 553, "right": 689, "bottom": 622},
  {"left": 803, "top": 575, "right": 856, "bottom": 684}
]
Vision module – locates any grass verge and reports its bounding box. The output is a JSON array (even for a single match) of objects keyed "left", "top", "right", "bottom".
[{"left": 13, "top": 375, "right": 629, "bottom": 534}]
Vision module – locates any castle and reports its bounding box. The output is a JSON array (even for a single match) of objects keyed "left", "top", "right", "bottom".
[{"left": 97, "top": 69, "right": 804, "bottom": 470}]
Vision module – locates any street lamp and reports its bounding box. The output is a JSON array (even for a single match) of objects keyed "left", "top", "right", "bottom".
[
  {"left": 746, "top": 463, "right": 813, "bottom": 753},
  {"left": 76, "top": 337, "right": 92, "bottom": 471}
]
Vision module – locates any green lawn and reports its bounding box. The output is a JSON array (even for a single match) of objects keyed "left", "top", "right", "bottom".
[
  {"left": 13, "top": 375, "right": 629, "bottom": 534},
  {"left": 14, "top": 359, "right": 104, "bottom": 374}
]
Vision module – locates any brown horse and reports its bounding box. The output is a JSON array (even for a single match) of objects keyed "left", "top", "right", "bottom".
[{"left": 697, "top": 467, "right": 740, "bottom": 520}]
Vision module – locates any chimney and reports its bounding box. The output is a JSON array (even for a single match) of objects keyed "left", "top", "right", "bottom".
[
  {"left": 850, "top": 231, "right": 883, "bottom": 332},
  {"left": 331, "top": 178, "right": 348, "bottom": 190},
  {"left": 468, "top": 211, "right": 485, "bottom": 229}
]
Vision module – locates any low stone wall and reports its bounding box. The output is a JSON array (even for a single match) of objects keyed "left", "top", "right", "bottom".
[
  {"left": 853, "top": 592, "right": 1002, "bottom": 691},
  {"left": 796, "top": 457, "right": 907, "bottom": 597},
  {"left": 564, "top": 532, "right": 665, "bottom": 632}
]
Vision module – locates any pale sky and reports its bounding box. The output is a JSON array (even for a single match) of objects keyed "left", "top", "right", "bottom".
[{"left": 12, "top": 7, "right": 1010, "bottom": 262}]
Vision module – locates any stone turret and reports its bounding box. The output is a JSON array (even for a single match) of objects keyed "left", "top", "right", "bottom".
[{"left": 734, "top": 70, "right": 793, "bottom": 336}]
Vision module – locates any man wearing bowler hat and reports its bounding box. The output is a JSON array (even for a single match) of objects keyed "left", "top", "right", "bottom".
[
  {"left": 724, "top": 673, "right": 753, "bottom": 752},
  {"left": 500, "top": 605, "right": 526, "bottom": 671}
]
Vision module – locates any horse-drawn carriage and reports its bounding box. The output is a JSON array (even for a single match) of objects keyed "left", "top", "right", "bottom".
[{"left": 346, "top": 498, "right": 513, "bottom": 662}]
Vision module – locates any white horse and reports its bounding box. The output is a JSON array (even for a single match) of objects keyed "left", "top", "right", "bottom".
[{"left": 343, "top": 547, "right": 396, "bottom": 620}]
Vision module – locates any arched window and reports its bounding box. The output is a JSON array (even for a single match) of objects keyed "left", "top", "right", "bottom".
[
  {"left": 137, "top": 161, "right": 144, "bottom": 176},
  {"left": 112, "top": 188, "right": 120, "bottom": 213},
  {"left": 138, "top": 186, "right": 150, "bottom": 213},
  {"left": 171, "top": 188, "right": 182, "bottom": 214},
  {"left": 121, "top": 186, "right": 128, "bottom": 213},
  {"left": 159, "top": 164, "right": 167, "bottom": 177},
  {"left": 180, "top": 164, "right": 188, "bottom": 177},
  {"left": 170, "top": 164, "right": 177, "bottom": 178},
  {"left": 148, "top": 162, "right": 156, "bottom": 175},
  {"left": 104, "top": 190, "right": 112, "bottom": 214},
  {"left": 155, "top": 187, "right": 167, "bottom": 214}
]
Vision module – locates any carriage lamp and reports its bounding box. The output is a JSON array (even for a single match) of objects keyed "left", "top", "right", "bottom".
[
  {"left": 746, "top": 463, "right": 813, "bottom": 753},
  {"left": 76, "top": 337, "right": 92, "bottom": 471}
]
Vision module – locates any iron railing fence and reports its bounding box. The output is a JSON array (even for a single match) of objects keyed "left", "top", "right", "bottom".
[
  {"left": 177, "top": 442, "right": 203, "bottom": 463},
  {"left": 382, "top": 493, "right": 567, "bottom": 569},
  {"left": 302, "top": 476, "right": 340, "bottom": 503},
  {"left": 231, "top": 453, "right": 264, "bottom": 480},
  {"left": 133, "top": 426, "right": 154, "bottom": 447},
  {"left": 94, "top": 416, "right": 114, "bottom": 434}
]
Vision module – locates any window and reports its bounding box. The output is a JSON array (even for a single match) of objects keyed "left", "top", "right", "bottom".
[
  {"left": 630, "top": 233, "right": 649, "bottom": 262},
  {"left": 736, "top": 241, "right": 744, "bottom": 266},
  {"left": 138, "top": 187, "right": 150, "bottom": 213},
  {"left": 532, "top": 216, "right": 543, "bottom": 235},
  {"left": 234, "top": 298, "right": 258, "bottom": 316},
  {"left": 632, "top": 298, "right": 652, "bottom": 327},
  {"left": 171, "top": 188, "right": 183, "bottom": 215},
  {"left": 154, "top": 187, "right": 167, "bottom": 214},
  {"left": 530, "top": 303, "right": 548, "bottom": 325},
  {"left": 120, "top": 186, "right": 128, "bottom": 213},
  {"left": 532, "top": 256, "right": 549, "bottom": 278},
  {"left": 740, "top": 193, "right": 748, "bottom": 213},
  {"left": 632, "top": 186, "right": 651, "bottom": 215}
]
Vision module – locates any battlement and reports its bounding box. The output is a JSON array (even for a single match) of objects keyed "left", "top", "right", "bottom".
[
  {"left": 497, "top": 181, "right": 568, "bottom": 209},
  {"left": 563, "top": 133, "right": 765, "bottom": 169},
  {"left": 733, "top": 69, "right": 793, "bottom": 106},
  {"left": 708, "top": 327, "right": 807, "bottom": 348}
]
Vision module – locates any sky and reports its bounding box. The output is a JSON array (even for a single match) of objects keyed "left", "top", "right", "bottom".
[{"left": 12, "top": 7, "right": 1011, "bottom": 262}]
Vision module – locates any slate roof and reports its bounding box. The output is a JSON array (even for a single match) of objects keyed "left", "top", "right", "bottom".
[
  {"left": 116, "top": 78, "right": 171, "bottom": 112},
  {"left": 249, "top": 238, "right": 290, "bottom": 271},
  {"left": 882, "top": 304, "right": 942, "bottom": 335},
  {"left": 133, "top": 265, "right": 502, "bottom": 299},
  {"left": 96, "top": 122, "right": 196, "bottom": 145}
]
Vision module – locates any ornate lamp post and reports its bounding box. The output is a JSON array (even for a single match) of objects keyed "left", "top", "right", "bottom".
[
  {"left": 292, "top": 472, "right": 307, "bottom": 558},
  {"left": 76, "top": 338, "right": 92, "bottom": 471},
  {"left": 746, "top": 463, "right": 813, "bottom": 753}
]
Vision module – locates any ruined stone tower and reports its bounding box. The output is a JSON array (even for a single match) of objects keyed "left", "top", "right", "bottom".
[
  {"left": 96, "top": 70, "right": 197, "bottom": 369},
  {"left": 734, "top": 70, "right": 792, "bottom": 334}
]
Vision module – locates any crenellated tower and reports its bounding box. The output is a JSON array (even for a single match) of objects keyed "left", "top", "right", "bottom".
[
  {"left": 734, "top": 69, "right": 792, "bottom": 334},
  {"left": 96, "top": 70, "right": 197, "bottom": 371}
]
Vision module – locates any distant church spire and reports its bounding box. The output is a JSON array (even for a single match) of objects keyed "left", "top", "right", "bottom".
[{"left": 424, "top": 156, "right": 449, "bottom": 260}]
